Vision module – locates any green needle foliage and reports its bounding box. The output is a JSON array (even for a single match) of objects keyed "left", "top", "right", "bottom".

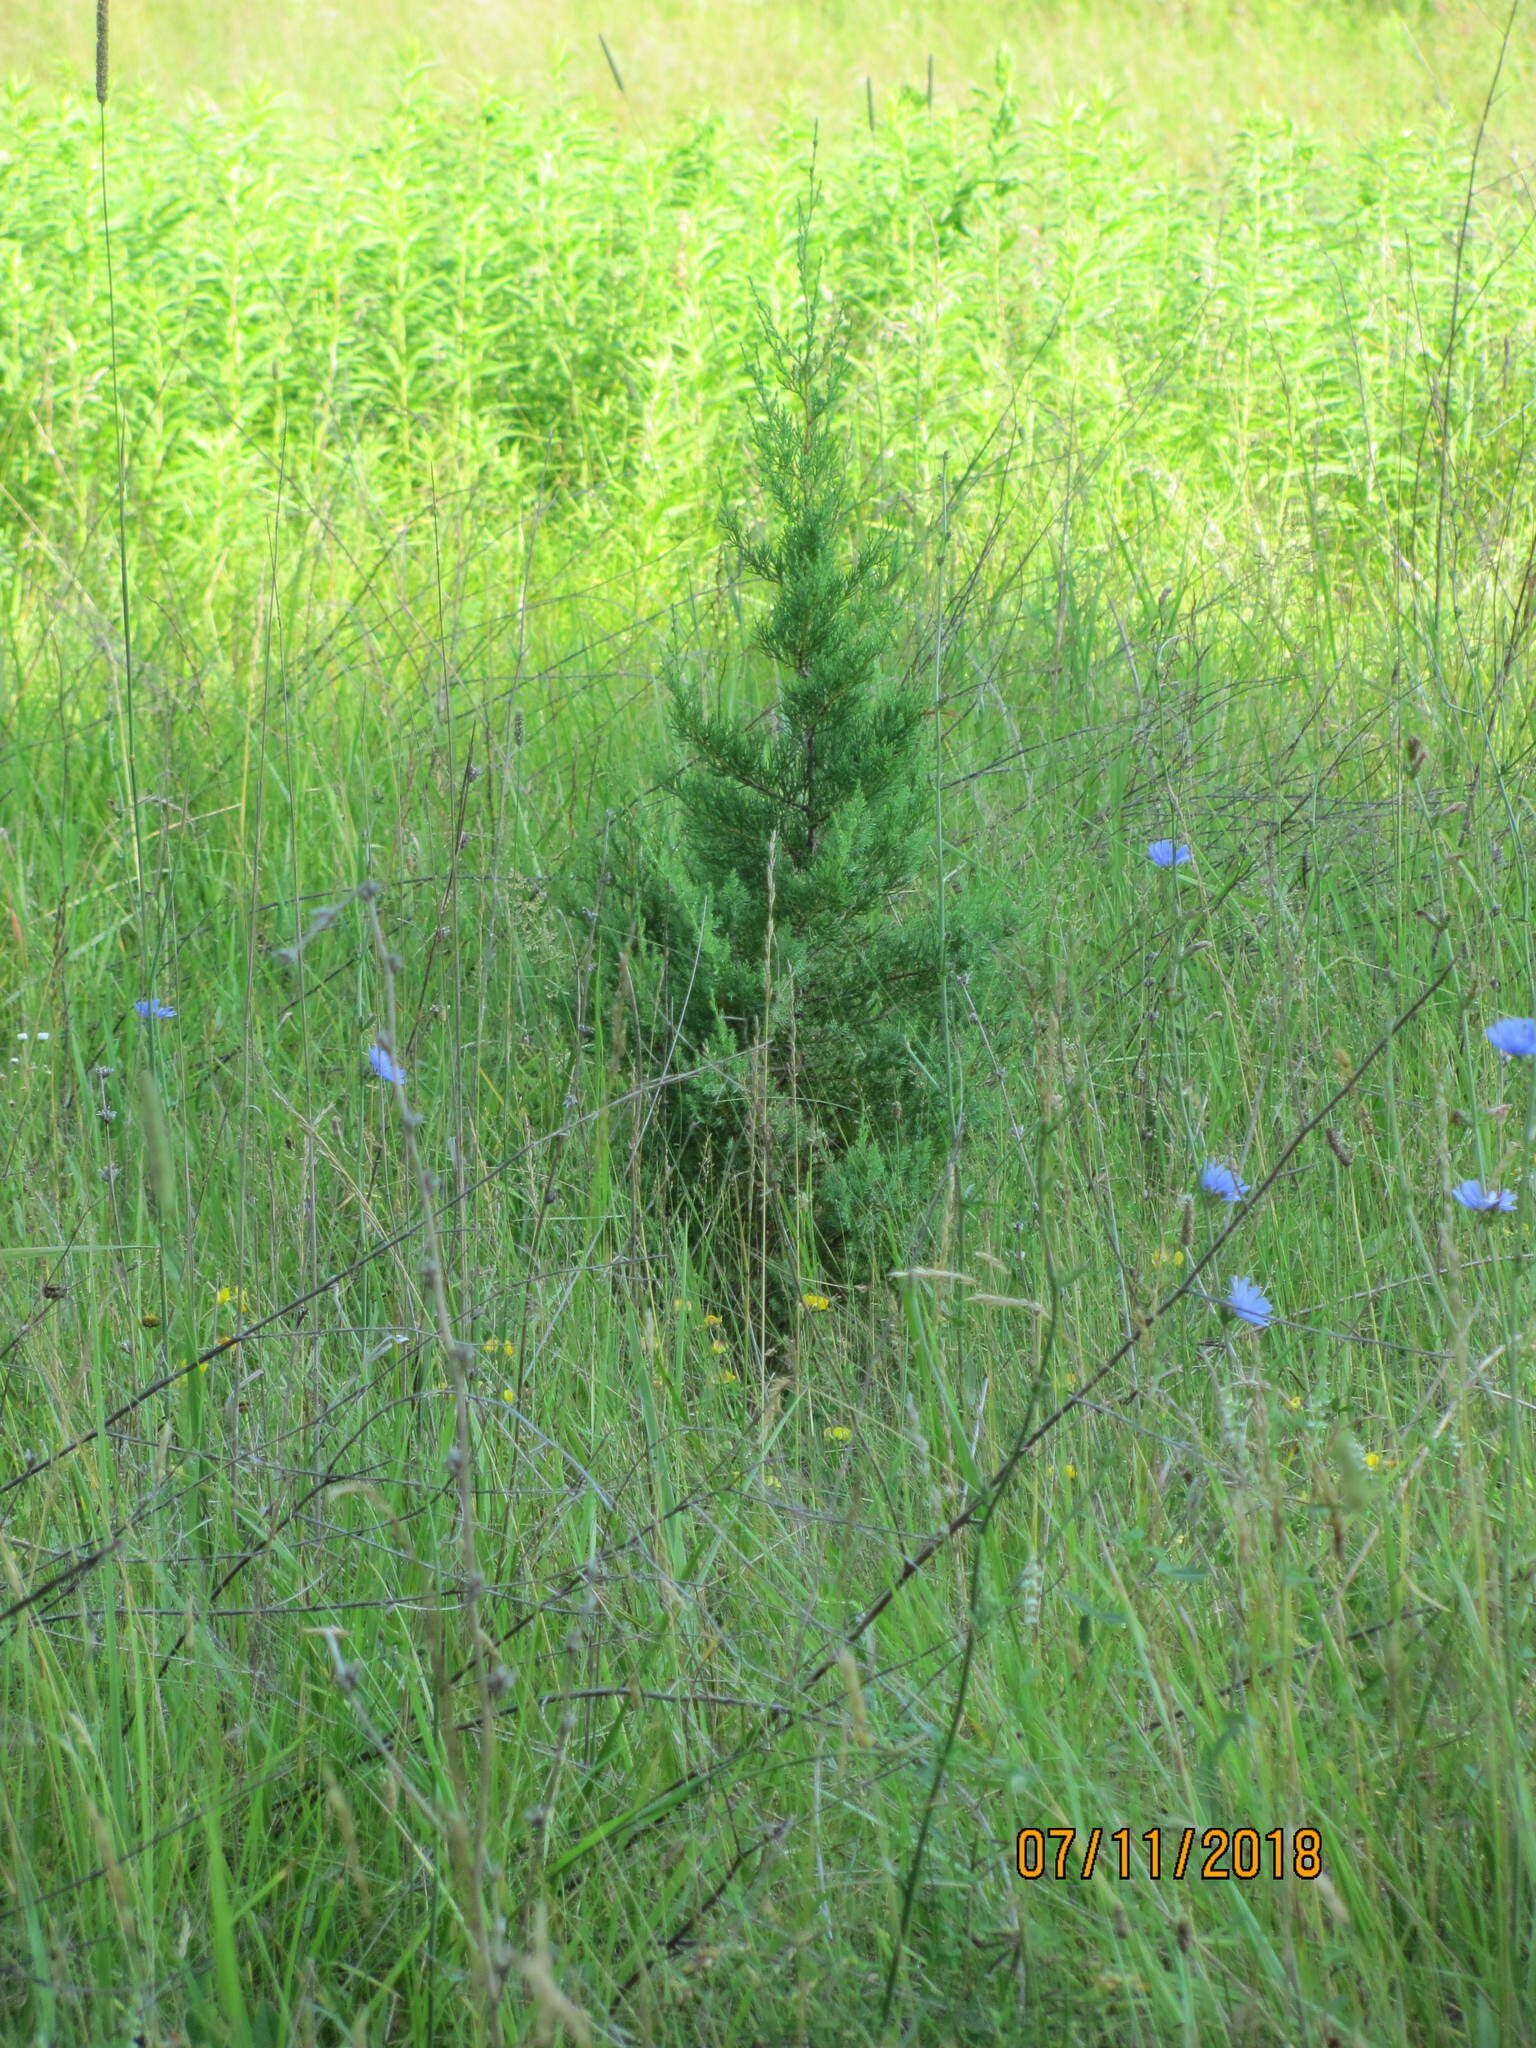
[{"left": 597, "top": 205, "right": 989, "bottom": 1308}]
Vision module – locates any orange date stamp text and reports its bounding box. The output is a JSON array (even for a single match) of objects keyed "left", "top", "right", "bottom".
[{"left": 1015, "top": 1826, "right": 1323, "bottom": 1882}]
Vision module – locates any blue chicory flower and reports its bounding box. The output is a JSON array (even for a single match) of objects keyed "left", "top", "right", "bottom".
[
  {"left": 1225, "top": 1276, "right": 1273, "bottom": 1330},
  {"left": 368, "top": 1044, "right": 406, "bottom": 1085},
  {"left": 1147, "top": 839, "right": 1192, "bottom": 869},
  {"left": 133, "top": 999, "right": 176, "bottom": 1020},
  {"left": 1200, "top": 1161, "right": 1249, "bottom": 1202},
  {"left": 1485, "top": 1017, "right": 1536, "bottom": 1057},
  {"left": 1451, "top": 1180, "right": 1516, "bottom": 1213}
]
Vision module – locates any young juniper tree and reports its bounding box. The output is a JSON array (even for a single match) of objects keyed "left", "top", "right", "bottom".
[{"left": 595, "top": 206, "right": 980, "bottom": 1326}]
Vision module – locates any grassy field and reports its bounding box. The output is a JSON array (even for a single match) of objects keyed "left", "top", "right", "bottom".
[
  {"left": 4, "top": 0, "right": 1536, "bottom": 161},
  {"left": 4, "top": 4, "right": 1536, "bottom": 2042}
]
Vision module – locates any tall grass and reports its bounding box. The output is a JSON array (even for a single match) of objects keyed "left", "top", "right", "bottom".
[
  {"left": 3, "top": 0, "right": 1534, "bottom": 165},
  {"left": 1, "top": 42, "right": 1536, "bottom": 2046}
]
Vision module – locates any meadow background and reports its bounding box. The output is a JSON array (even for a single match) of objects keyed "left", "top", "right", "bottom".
[{"left": 4, "top": 2, "right": 1536, "bottom": 2042}]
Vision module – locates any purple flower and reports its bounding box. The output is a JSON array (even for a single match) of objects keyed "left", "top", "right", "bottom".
[
  {"left": 1485, "top": 1017, "right": 1536, "bottom": 1058},
  {"left": 1225, "top": 1276, "right": 1273, "bottom": 1330},
  {"left": 368, "top": 1044, "right": 406, "bottom": 1084},
  {"left": 133, "top": 999, "right": 176, "bottom": 1021},
  {"left": 1147, "top": 839, "right": 1191, "bottom": 869},
  {"left": 1200, "top": 1161, "right": 1249, "bottom": 1202},
  {"left": 1452, "top": 1180, "right": 1516, "bottom": 1214}
]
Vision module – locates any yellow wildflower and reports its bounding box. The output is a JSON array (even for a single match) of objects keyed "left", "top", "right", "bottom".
[
  {"left": 501, "top": 1388, "right": 514, "bottom": 1404},
  {"left": 1063, "top": 1464, "right": 1077, "bottom": 1480},
  {"left": 1284, "top": 1395, "right": 1303, "bottom": 1411},
  {"left": 710, "top": 1340, "right": 728, "bottom": 1355},
  {"left": 714, "top": 1369, "right": 739, "bottom": 1385},
  {"left": 140, "top": 1312, "right": 161, "bottom": 1329},
  {"left": 703, "top": 1312, "right": 723, "bottom": 1327},
  {"left": 802, "top": 1293, "right": 831, "bottom": 1312},
  {"left": 824, "top": 1425, "right": 852, "bottom": 1445}
]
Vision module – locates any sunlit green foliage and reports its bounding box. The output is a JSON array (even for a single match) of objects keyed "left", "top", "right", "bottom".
[{"left": 2, "top": 48, "right": 1536, "bottom": 2048}]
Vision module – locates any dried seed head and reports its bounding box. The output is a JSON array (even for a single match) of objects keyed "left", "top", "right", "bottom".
[
  {"left": 1018, "top": 1558, "right": 1043, "bottom": 1631},
  {"left": 95, "top": 0, "right": 109, "bottom": 105},
  {"left": 835, "top": 1646, "right": 872, "bottom": 1747},
  {"left": 137, "top": 1068, "right": 177, "bottom": 1219}
]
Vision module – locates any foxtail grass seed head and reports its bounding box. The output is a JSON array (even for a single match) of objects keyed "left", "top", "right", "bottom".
[
  {"left": 1215, "top": 1380, "right": 1253, "bottom": 1479},
  {"left": 95, "top": 0, "right": 109, "bottom": 105},
  {"left": 835, "top": 1646, "right": 872, "bottom": 1747},
  {"left": 1325, "top": 1125, "right": 1355, "bottom": 1168},
  {"left": 1333, "top": 1432, "right": 1374, "bottom": 1513},
  {"left": 135, "top": 1068, "right": 176, "bottom": 1219},
  {"left": 520, "top": 1898, "right": 593, "bottom": 2047},
  {"left": 1018, "top": 1559, "right": 1044, "bottom": 1630}
]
